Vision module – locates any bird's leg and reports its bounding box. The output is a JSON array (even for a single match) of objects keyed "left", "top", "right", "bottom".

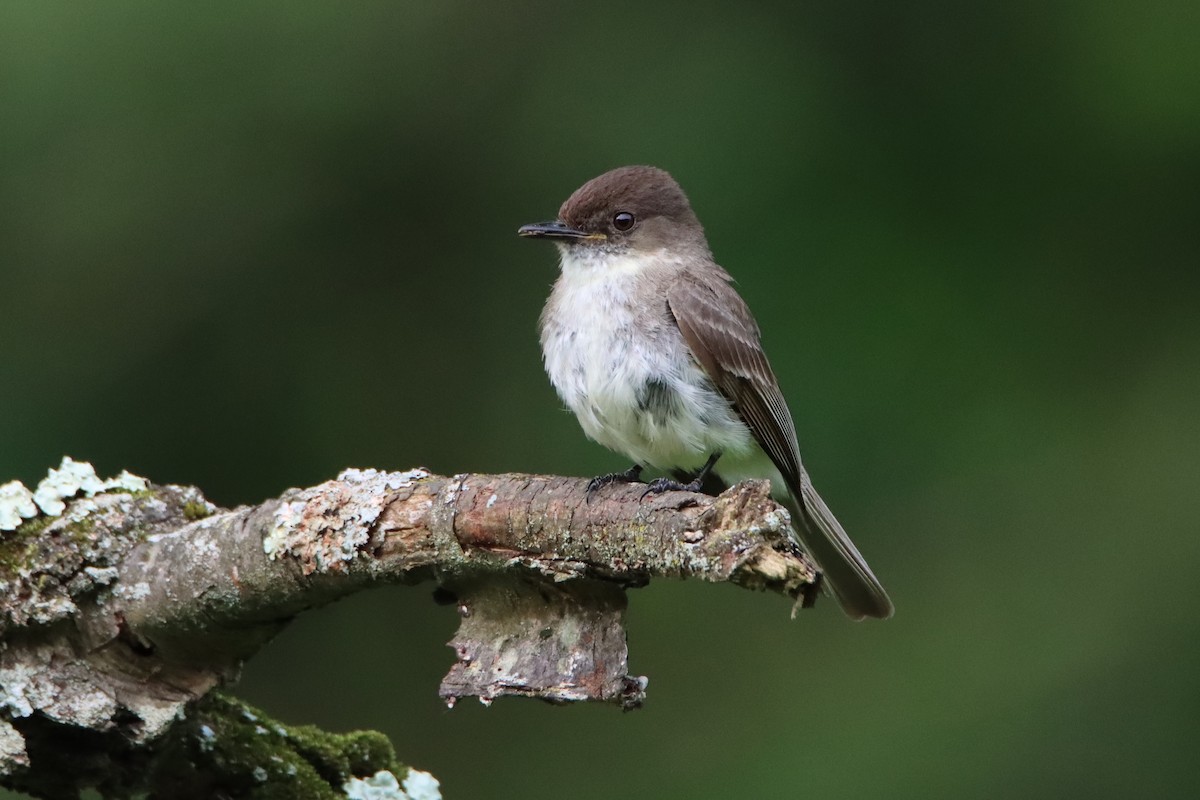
[
  {"left": 586, "top": 463, "right": 644, "bottom": 502},
  {"left": 642, "top": 452, "right": 722, "bottom": 498}
]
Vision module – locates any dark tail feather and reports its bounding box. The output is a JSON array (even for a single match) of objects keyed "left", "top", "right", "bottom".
[{"left": 782, "top": 472, "right": 893, "bottom": 620}]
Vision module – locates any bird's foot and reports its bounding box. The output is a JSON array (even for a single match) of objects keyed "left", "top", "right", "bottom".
[
  {"left": 586, "top": 464, "right": 644, "bottom": 502},
  {"left": 640, "top": 452, "right": 721, "bottom": 500},
  {"left": 640, "top": 476, "right": 703, "bottom": 499}
]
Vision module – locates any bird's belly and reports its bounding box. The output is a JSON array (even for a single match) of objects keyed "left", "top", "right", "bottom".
[{"left": 543, "top": 316, "right": 751, "bottom": 470}]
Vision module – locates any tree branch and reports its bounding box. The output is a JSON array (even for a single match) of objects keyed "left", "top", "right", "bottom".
[{"left": 0, "top": 461, "right": 816, "bottom": 794}]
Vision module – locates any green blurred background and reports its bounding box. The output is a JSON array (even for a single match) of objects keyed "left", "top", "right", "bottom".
[{"left": 3, "top": 2, "right": 1198, "bottom": 798}]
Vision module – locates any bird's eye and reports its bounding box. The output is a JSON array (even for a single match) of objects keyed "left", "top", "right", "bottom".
[{"left": 612, "top": 211, "right": 636, "bottom": 232}]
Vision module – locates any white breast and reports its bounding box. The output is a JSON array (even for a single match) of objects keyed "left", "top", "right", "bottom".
[{"left": 539, "top": 247, "right": 752, "bottom": 470}]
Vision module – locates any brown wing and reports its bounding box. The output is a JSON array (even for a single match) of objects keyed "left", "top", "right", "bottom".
[
  {"left": 666, "top": 272, "right": 804, "bottom": 490},
  {"left": 668, "top": 271, "right": 895, "bottom": 620}
]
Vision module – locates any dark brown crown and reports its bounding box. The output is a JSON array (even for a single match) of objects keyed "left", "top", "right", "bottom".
[{"left": 558, "top": 166, "right": 702, "bottom": 234}]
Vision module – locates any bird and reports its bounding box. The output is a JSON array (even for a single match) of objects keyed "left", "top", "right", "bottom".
[{"left": 518, "top": 165, "right": 893, "bottom": 620}]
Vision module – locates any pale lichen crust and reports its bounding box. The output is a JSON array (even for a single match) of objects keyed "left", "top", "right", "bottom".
[{"left": 0, "top": 456, "right": 150, "bottom": 531}]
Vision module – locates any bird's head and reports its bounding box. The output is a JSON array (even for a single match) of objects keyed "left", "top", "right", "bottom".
[{"left": 519, "top": 166, "right": 707, "bottom": 260}]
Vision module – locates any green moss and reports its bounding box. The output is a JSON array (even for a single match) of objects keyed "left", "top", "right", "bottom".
[
  {"left": 143, "top": 693, "right": 407, "bottom": 799},
  {"left": 64, "top": 514, "right": 96, "bottom": 538},
  {"left": 13, "top": 515, "right": 52, "bottom": 537},
  {"left": 0, "top": 515, "right": 51, "bottom": 575},
  {"left": 183, "top": 500, "right": 213, "bottom": 520},
  {"left": 0, "top": 513, "right": 102, "bottom": 583}
]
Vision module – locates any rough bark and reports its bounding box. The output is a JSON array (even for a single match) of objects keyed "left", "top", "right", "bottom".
[{"left": 0, "top": 463, "right": 817, "bottom": 796}]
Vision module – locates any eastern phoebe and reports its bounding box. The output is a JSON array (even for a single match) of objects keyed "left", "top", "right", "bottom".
[{"left": 519, "top": 166, "right": 893, "bottom": 620}]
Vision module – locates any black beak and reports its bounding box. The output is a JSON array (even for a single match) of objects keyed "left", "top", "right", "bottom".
[{"left": 517, "top": 220, "right": 593, "bottom": 240}]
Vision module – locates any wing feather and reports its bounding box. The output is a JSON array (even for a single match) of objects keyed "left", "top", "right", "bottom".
[
  {"left": 667, "top": 274, "right": 803, "bottom": 488},
  {"left": 667, "top": 270, "right": 894, "bottom": 619}
]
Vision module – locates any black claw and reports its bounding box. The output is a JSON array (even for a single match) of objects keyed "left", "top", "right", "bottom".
[
  {"left": 586, "top": 464, "right": 644, "bottom": 502},
  {"left": 641, "top": 452, "right": 723, "bottom": 500}
]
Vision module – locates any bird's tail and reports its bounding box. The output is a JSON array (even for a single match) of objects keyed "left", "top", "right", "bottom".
[{"left": 782, "top": 472, "right": 894, "bottom": 620}]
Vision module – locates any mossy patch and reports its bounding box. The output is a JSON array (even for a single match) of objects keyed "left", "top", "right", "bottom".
[
  {"left": 183, "top": 500, "right": 213, "bottom": 521},
  {"left": 0, "top": 515, "right": 52, "bottom": 575},
  {"left": 143, "top": 693, "right": 407, "bottom": 800}
]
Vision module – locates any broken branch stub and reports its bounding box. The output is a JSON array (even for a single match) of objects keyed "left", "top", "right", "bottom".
[{"left": 440, "top": 577, "right": 646, "bottom": 710}]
